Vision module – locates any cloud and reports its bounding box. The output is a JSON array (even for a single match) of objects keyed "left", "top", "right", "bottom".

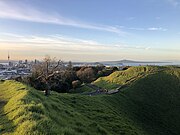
[
  {"left": 0, "top": 1, "right": 125, "bottom": 35},
  {"left": 0, "top": 33, "right": 152, "bottom": 52},
  {"left": 129, "top": 28, "right": 146, "bottom": 31},
  {"left": 129, "top": 27, "right": 167, "bottom": 31},
  {"left": 113, "top": 44, "right": 151, "bottom": 50},
  {"left": 0, "top": 33, "right": 103, "bottom": 52},
  {"left": 1, "top": 33, "right": 179, "bottom": 61},
  {"left": 147, "top": 27, "right": 167, "bottom": 31},
  {"left": 167, "top": 0, "right": 179, "bottom": 7}
]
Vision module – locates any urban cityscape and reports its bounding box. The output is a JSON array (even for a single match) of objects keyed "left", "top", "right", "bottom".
[
  {"left": 0, "top": 53, "right": 35, "bottom": 80},
  {"left": 1, "top": 52, "right": 179, "bottom": 81}
]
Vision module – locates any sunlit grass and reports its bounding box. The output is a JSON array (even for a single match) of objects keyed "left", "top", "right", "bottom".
[
  {"left": 0, "top": 81, "right": 143, "bottom": 135},
  {"left": 0, "top": 66, "right": 180, "bottom": 135},
  {"left": 94, "top": 66, "right": 163, "bottom": 89}
]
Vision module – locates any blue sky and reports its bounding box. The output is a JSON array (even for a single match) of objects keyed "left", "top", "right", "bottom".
[{"left": 0, "top": 0, "right": 180, "bottom": 61}]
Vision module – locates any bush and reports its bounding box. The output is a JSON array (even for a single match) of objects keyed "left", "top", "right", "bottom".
[
  {"left": 72, "top": 80, "right": 82, "bottom": 89},
  {"left": 76, "top": 67, "right": 96, "bottom": 83}
]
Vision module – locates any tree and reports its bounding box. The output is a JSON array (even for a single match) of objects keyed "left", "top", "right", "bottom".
[
  {"left": 33, "top": 55, "right": 63, "bottom": 96},
  {"left": 76, "top": 67, "right": 96, "bottom": 83},
  {"left": 67, "top": 61, "right": 73, "bottom": 70},
  {"left": 72, "top": 80, "right": 81, "bottom": 89}
]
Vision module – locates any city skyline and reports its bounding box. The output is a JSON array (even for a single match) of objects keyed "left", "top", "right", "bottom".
[{"left": 0, "top": 0, "right": 180, "bottom": 62}]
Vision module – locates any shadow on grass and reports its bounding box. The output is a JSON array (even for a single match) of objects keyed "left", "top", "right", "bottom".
[
  {"left": 0, "top": 100, "right": 15, "bottom": 134},
  {"left": 105, "top": 70, "right": 180, "bottom": 135}
]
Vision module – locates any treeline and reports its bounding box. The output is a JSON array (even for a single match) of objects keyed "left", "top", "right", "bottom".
[{"left": 18, "top": 56, "right": 119, "bottom": 93}]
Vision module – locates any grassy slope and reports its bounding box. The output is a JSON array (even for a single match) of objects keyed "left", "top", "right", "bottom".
[
  {"left": 94, "top": 66, "right": 162, "bottom": 89},
  {"left": 69, "top": 84, "right": 94, "bottom": 93},
  {"left": 103, "top": 67, "right": 180, "bottom": 135},
  {"left": 0, "top": 81, "right": 145, "bottom": 135},
  {"left": 0, "top": 66, "right": 180, "bottom": 135}
]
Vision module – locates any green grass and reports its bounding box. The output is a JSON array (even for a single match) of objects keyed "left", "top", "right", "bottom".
[
  {"left": 0, "top": 81, "right": 144, "bottom": 135},
  {"left": 69, "top": 84, "right": 95, "bottom": 93},
  {"left": 0, "top": 66, "right": 180, "bottom": 135},
  {"left": 94, "top": 66, "right": 163, "bottom": 89},
  {"left": 104, "top": 67, "right": 180, "bottom": 135}
]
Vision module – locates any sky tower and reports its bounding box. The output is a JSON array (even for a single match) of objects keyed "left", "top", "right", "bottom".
[
  {"left": 8, "top": 51, "right": 10, "bottom": 61},
  {"left": 7, "top": 51, "right": 12, "bottom": 67}
]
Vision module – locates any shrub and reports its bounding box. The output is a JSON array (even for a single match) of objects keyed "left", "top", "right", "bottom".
[{"left": 72, "top": 80, "right": 82, "bottom": 89}]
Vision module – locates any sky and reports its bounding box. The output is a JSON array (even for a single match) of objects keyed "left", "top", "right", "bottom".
[{"left": 0, "top": 0, "right": 180, "bottom": 62}]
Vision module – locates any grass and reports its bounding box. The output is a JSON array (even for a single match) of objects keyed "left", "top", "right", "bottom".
[
  {"left": 94, "top": 66, "right": 163, "bottom": 89},
  {"left": 69, "top": 84, "right": 95, "bottom": 93},
  {"left": 0, "top": 66, "right": 180, "bottom": 135},
  {"left": 0, "top": 81, "right": 144, "bottom": 135},
  {"left": 104, "top": 67, "right": 180, "bottom": 135}
]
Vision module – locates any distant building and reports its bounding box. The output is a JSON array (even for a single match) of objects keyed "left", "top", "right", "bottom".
[
  {"left": 35, "top": 59, "right": 37, "bottom": 64},
  {"left": 0, "top": 64, "right": 4, "bottom": 68},
  {"left": 9, "top": 62, "right": 13, "bottom": 67},
  {"left": 19, "top": 60, "right": 23, "bottom": 64},
  {"left": 0, "top": 53, "right": 33, "bottom": 80},
  {"left": 25, "top": 59, "right": 28, "bottom": 64}
]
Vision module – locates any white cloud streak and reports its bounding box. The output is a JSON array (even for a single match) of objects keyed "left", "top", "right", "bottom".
[
  {"left": 0, "top": 33, "right": 151, "bottom": 52},
  {"left": 147, "top": 27, "right": 167, "bottom": 31},
  {"left": 1, "top": 33, "right": 179, "bottom": 61},
  {"left": 0, "top": 1, "right": 168, "bottom": 35},
  {"left": 0, "top": 1, "right": 125, "bottom": 35},
  {"left": 129, "top": 27, "right": 167, "bottom": 31}
]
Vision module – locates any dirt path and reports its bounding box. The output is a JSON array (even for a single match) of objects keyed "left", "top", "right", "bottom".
[{"left": 83, "top": 84, "right": 121, "bottom": 96}]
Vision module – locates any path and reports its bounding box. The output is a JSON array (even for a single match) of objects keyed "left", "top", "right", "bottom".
[{"left": 82, "top": 84, "right": 121, "bottom": 96}]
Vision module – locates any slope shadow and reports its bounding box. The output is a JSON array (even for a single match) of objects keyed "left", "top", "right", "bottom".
[{"left": 104, "top": 71, "right": 180, "bottom": 135}]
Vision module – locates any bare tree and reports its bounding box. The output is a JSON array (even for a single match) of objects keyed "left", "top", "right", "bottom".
[
  {"left": 67, "top": 61, "right": 73, "bottom": 70},
  {"left": 33, "top": 55, "right": 63, "bottom": 96}
]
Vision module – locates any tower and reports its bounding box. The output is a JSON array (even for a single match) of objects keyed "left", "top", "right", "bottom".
[
  {"left": 8, "top": 51, "right": 10, "bottom": 61},
  {"left": 7, "top": 51, "right": 12, "bottom": 67}
]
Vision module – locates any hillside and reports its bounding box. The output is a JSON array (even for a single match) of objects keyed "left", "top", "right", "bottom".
[
  {"left": 0, "top": 66, "right": 180, "bottom": 135},
  {"left": 0, "top": 81, "right": 145, "bottom": 135},
  {"left": 94, "top": 66, "right": 162, "bottom": 89},
  {"left": 100, "top": 66, "right": 180, "bottom": 135}
]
